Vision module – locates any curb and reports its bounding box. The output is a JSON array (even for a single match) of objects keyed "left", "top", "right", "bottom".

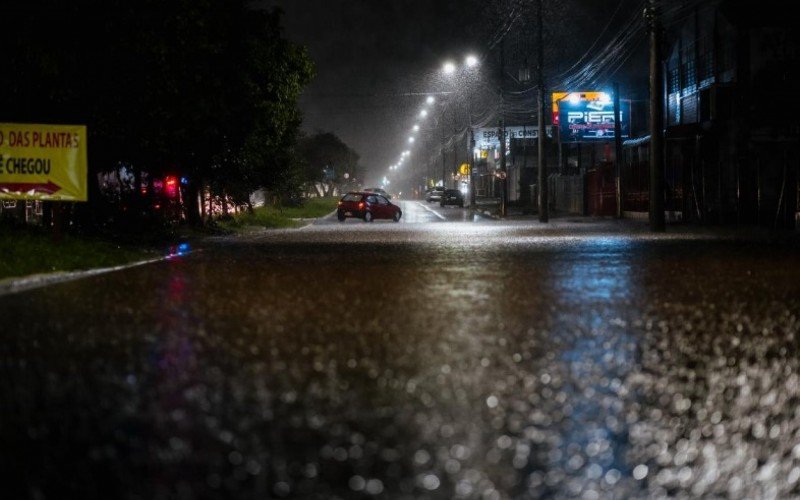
[
  {"left": 472, "top": 209, "right": 499, "bottom": 220},
  {"left": 0, "top": 249, "right": 198, "bottom": 297}
]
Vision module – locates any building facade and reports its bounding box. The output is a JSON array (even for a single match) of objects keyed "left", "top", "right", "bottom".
[{"left": 653, "top": 0, "right": 799, "bottom": 227}]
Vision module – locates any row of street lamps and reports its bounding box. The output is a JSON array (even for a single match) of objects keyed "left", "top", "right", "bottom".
[
  {"left": 384, "top": 96, "right": 435, "bottom": 193},
  {"left": 386, "top": 54, "right": 480, "bottom": 203}
]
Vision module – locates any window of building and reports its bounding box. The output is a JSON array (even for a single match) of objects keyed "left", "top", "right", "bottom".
[
  {"left": 681, "top": 57, "right": 697, "bottom": 94},
  {"left": 669, "top": 67, "right": 680, "bottom": 93}
]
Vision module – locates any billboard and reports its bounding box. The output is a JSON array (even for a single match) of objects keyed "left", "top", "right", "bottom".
[
  {"left": 551, "top": 91, "right": 610, "bottom": 125},
  {"left": 0, "top": 123, "right": 88, "bottom": 201},
  {"left": 555, "top": 94, "right": 630, "bottom": 142}
]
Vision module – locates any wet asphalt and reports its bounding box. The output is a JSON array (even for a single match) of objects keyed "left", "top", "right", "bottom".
[{"left": 1, "top": 205, "right": 799, "bottom": 499}]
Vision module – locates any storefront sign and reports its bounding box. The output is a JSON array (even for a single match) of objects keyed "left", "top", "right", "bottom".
[{"left": 473, "top": 126, "right": 552, "bottom": 150}]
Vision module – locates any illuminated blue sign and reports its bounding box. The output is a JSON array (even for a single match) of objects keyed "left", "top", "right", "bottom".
[{"left": 559, "top": 98, "right": 631, "bottom": 141}]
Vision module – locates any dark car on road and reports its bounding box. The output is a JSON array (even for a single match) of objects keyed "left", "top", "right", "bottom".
[
  {"left": 337, "top": 192, "right": 402, "bottom": 222},
  {"left": 440, "top": 188, "right": 464, "bottom": 207},
  {"left": 425, "top": 186, "right": 446, "bottom": 203}
]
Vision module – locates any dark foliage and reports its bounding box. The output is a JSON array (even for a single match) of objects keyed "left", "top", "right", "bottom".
[
  {"left": 296, "top": 131, "right": 360, "bottom": 196},
  {"left": 0, "top": 0, "right": 314, "bottom": 229}
]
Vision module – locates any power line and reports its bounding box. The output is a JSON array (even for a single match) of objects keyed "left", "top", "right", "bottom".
[{"left": 552, "top": 0, "right": 629, "bottom": 82}]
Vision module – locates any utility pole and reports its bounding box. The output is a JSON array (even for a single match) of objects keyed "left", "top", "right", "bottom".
[
  {"left": 469, "top": 132, "right": 476, "bottom": 208},
  {"left": 452, "top": 100, "right": 460, "bottom": 184},
  {"left": 441, "top": 128, "right": 447, "bottom": 188},
  {"left": 537, "top": 0, "right": 548, "bottom": 222},
  {"left": 500, "top": 118, "right": 508, "bottom": 217},
  {"left": 646, "top": 0, "right": 665, "bottom": 231},
  {"left": 500, "top": 37, "right": 508, "bottom": 217},
  {"left": 453, "top": 126, "right": 459, "bottom": 181},
  {"left": 613, "top": 82, "right": 624, "bottom": 218}
]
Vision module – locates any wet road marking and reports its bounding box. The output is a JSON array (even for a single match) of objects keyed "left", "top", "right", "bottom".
[{"left": 415, "top": 202, "right": 446, "bottom": 220}]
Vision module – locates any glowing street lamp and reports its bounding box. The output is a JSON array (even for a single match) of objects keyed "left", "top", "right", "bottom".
[
  {"left": 465, "top": 54, "right": 479, "bottom": 68},
  {"left": 426, "top": 96, "right": 435, "bottom": 104},
  {"left": 413, "top": 124, "right": 420, "bottom": 132},
  {"left": 408, "top": 137, "right": 415, "bottom": 143},
  {"left": 419, "top": 109, "right": 428, "bottom": 118},
  {"left": 443, "top": 61, "right": 456, "bottom": 74}
]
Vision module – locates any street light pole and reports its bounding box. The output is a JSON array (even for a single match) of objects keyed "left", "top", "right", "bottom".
[
  {"left": 500, "top": 118, "right": 508, "bottom": 217},
  {"left": 469, "top": 129, "right": 476, "bottom": 208},
  {"left": 499, "top": 38, "right": 508, "bottom": 218},
  {"left": 537, "top": 0, "right": 548, "bottom": 223},
  {"left": 613, "top": 82, "right": 624, "bottom": 218},
  {"left": 646, "top": 0, "right": 665, "bottom": 231},
  {"left": 441, "top": 127, "right": 446, "bottom": 187}
]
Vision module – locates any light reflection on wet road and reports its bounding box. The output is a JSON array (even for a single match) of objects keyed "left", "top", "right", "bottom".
[{"left": 1, "top": 221, "right": 799, "bottom": 499}]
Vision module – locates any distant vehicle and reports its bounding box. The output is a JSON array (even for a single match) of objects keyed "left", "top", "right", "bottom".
[
  {"left": 425, "top": 186, "right": 446, "bottom": 203},
  {"left": 440, "top": 189, "right": 464, "bottom": 208},
  {"left": 363, "top": 187, "right": 390, "bottom": 199},
  {"left": 337, "top": 191, "right": 402, "bottom": 222}
]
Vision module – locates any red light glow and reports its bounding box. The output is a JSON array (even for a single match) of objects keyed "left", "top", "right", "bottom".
[{"left": 164, "top": 176, "right": 178, "bottom": 197}]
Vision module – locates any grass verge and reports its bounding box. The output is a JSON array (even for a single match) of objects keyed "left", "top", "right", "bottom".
[
  {"left": 0, "top": 227, "right": 155, "bottom": 280},
  {"left": 217, "top": 196, "right": 337, "bottom": 232},
  {"left": 0, "top": 197, "right": 338, "bottom": 280}
]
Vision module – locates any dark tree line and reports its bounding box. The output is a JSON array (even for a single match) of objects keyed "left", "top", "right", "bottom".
[
  {"left": 1, "top": 0, "right": 314, "bottom": 229},
  {"left": 296, "top": 132, "right": 360, "bottom": 197}
]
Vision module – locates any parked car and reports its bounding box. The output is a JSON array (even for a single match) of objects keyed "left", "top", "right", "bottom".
[
  {"left": 440, "top": 188, "right": 465, "bottom": 207},
  {"left": 337, "top": 192, "right": 402, "bottom": 222},
  {"left": 363, "top": 187, "right": 390, "bottom": 199},
  {"left": 425, "top": 186, "right": 446, "bottom": 203}
]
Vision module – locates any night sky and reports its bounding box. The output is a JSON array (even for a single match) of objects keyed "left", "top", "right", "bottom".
[{"left": 269, "top": 0, "right": 644, "bottom": 185}]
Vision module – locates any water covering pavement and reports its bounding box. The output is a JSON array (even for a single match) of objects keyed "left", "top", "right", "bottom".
[{"left": 1, "top": 219, "right": 799, "bottom": 499}]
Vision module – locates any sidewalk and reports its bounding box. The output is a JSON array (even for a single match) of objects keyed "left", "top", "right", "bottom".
[
  {"left": 468, "top": 197, "right": 540, "bottom": 220},
  {"left": 467, "top": 197, "right": 800, "bottom": 241}
]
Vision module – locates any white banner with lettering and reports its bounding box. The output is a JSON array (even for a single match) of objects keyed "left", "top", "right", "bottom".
[{"left": 472, "top": 125, "right": 553, "bottom": 150}]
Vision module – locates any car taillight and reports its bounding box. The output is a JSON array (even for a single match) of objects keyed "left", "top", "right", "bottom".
[{"left": 358, "top": 202, "right": 365, "bottom": 209}]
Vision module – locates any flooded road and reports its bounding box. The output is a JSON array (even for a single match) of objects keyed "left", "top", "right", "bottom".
[{"left": 2, "top": 220, "right": 799, "bottom": 499}]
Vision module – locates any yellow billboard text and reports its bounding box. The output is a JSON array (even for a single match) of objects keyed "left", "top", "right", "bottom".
[{"left": 0, "top": 123, "right": 87, "bottom": 201}]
